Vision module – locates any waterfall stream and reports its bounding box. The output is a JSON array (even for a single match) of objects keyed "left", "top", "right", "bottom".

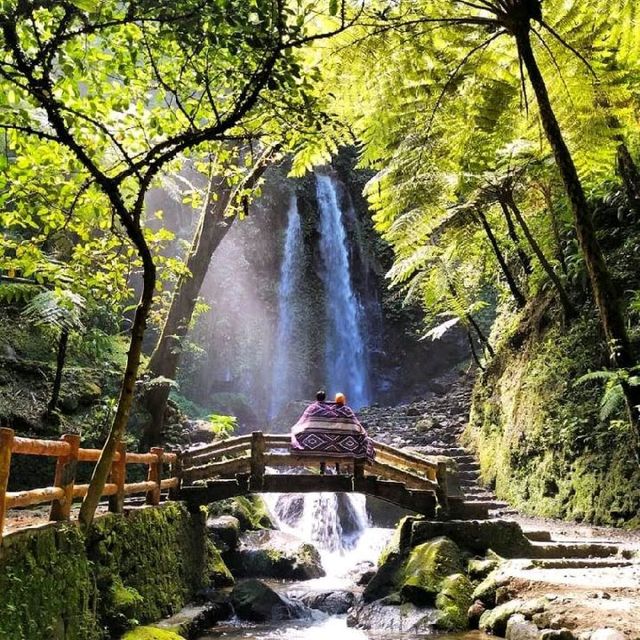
[
  {"left": 316, "top": 174, "right": 370, "bottom": 409},
  {"left": 270, "top": 194, "right": 304, "bottom": 419}
]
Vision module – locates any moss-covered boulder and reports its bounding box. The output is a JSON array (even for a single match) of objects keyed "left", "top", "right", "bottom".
[
  {"left": 225, "top": 530, "right": 324, "bottom": 580},
  {"left": 122, "top": 627, "right": 186, "bottom": 640},
  {"left": 472, "top": 570, "right": 510, "bottom": 608},
  {"left": 207, "top": 515, "right": 241, "bottom": 550},
  {"left": 467, "top": 551, "right": 502, "bottom": 581},
  {"left": 209, "top": 496, "right": 274, "bottom": 531},
  {"left": 434, "top": 573, "right": 474, "bottom": 631},
  {"left": 230, "top": 579, "right": 308, "bottom": 622},
  {"left": 399, "top": 537, "right": 464, "bottom": 606}
]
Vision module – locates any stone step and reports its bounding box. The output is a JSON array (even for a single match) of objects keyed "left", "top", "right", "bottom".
[
  {"left": 458, "top": 478, "right": 479, "bottom": 487},
  {"left": 450, "top": 455, "right": 476, "bottom": 464},
  {"left": 528, "top": 541, "right": 621, "bottom": 559},
  {"left": 529, "top": 557, "right": 632, "bottom": 569},
  {"left": 523, "top": 529, "right": 552, "bottom": 542},
  {"left": 467, "top": 500, "right": 510, "bottom": 511},
  {"left": 462, "top": 484, "right": 491, "bottom": 493},
  {"left": 456, "top": 470, "right": 480, "bottom": 481},
  {"left": 456, "top": 462, "right": 480, "bottom": 472}
]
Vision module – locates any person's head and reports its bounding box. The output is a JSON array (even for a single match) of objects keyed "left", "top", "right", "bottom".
[
  {"left": 316, "top": 390, "right": 326, "bottom": 402},
  {"left": 335, "top": 392, "right": 346, "bottom": 406}
]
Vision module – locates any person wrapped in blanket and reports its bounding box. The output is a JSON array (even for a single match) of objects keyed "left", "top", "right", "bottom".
[{"left": 290, "top": 390, "right": 375, "bottom": 474}]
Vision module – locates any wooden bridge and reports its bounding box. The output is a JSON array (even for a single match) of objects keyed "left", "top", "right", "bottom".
[
  {"left": 0, "top": 429, "right": 486, "bottom": 542},
  {"left": 179, "top": 432, "right": 486, "bottom": 520}
]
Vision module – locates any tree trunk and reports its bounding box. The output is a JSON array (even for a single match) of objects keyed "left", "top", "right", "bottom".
[
  {"left": 47, "top": 328, "right": 68, "bottom": 415},
  {"left": 538, "top": 183, "right": 568, "bottom": 275},
  {"left": 475, "top": 208, "right": 527, "bottom": 308},
  {"left": 506, "top": 195, "right": 575, "bottom": 319},
  {"left": 468, "top": 313, "right": 494, "bottom": 358},
  {"left": 467, "top": 330, "right": 485, "bottom": 370},
  {"left": 617, "top": 143, "right": 640, "bottom": 216},
  {"left": 498, "top": 201, "right": 532, "bottom": 274},
  {"left": 516, "top": 26, "right": 640, "bottom": 459},
  {"left": 143, "top": 149, "right": 274, "bottom": 446},
  {"left": 78, "top": 240, "right": 156, "bottom": 529}
]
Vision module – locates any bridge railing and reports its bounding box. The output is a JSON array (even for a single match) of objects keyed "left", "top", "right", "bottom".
[
  {"left": 0, "top": 427, "right": 180, "bottom": 542},
  {"left": 181, "top": 431, "right": 452, "bottom": 507}
]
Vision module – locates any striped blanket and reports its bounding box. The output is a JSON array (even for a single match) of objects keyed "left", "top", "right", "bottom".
[{"left": 290, "top": 401, "right": 375, "bottom": 463}]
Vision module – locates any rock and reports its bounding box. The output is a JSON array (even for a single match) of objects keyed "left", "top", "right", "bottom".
[
  {"left": 225, "top": 530, "right": 324, "bottom": 580},
  {"left": 406, "top": 406, "right": 421, "bottom": 416},
  {"left": 188, "top": 420, "right": 218, "bottom": 444},
  {"left": 472, "top": 571, "right": 510, "bottom": 608},
  {"left": 539, "top": 629, "right": 576, "bottom": 640},
  {"left": 411, "top": 519, "right": 533, "bottom": 558},
  {"left": 496, "top": 585, "right": 515, "bottom": 605},
  {"left": 209, "top": 545, "right": 235, "bottom": 587},
  {"left": 434, "top": 573, "right": 474, "bottom": 631},
  {"left": 347, "top": 598, "right": 439, "bottom": 632},
  {"left": 590, "top": 630, "right": 626, "bottom": 640},
  {"left": 479, "top": 600, "right": 524, "bottom": 636},
  {"left": 468, "top": 600, "right": 486, "bottom": 629},
  {"left": 399, "top": 537, "right": 465, "bottom": 606},
  {"left": 209, "top": 495, "right": 274, "bottom": 531},
  {"left": 467, "top": 551, "right": 502, "bottom": 581},
  {"left": 506, "top": 613, "right": 539, "bottom": 640},
  {"left": 230, "top": 579, "right": 308, "bottom": 622},
  {"left": 59, "top": 394, "right": 79, "bottom": 412},
  {"left": 298, "top": 590, "right": 355, "bottom": 614},
  {"left": 207, "top": 516, "right": 241, "bottom": 550},
  {"left": 122, "top": 627, "right": 186, "bottom": 640},
  {"left": 416, "top": 417, "right": 441, "bottom": 433}
]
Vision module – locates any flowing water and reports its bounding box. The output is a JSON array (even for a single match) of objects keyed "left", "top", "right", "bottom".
[
  {"left": 316, "top": 174, "right": 370, "bottom": 409},
  {"left": 270, "top": 194, "right": 305, "bottom": 419},
  {"left": 199, "top": 490, "right": 488, "bottom": 640}
]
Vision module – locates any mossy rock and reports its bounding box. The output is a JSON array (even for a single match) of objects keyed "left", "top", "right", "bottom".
[
  {"left": 122, "top": 626, "right": 186, "bottom": 640},
  {"left": 434, "top": 573, "right": 473, "bottom": 631},
  {"left": 467, "top": 550, "right": 503, "bottom": 581},
  {"left": 209, "top": 496, "right": 274, "bottom": 531},
  {"left": 399, "top": 537, "right": 464, "bottom": 606},
  {"left": 472, "top": 570, "right": 509, "bottom": 608},
  {"left": 208, "top": 542, "right": 235, "bottom": 587},
  {"left": 230, "top": 579, "right": 305, "bottom": 622}
]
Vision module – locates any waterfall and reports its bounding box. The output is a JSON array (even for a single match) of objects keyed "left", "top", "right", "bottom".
[
  {"left": 269, "top": 194, "right": 304, "bottom": 419},
  {"left": 315, "top": 174, "right": 370, "bottom": 409}
]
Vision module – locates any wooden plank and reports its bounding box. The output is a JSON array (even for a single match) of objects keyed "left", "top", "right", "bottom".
[
  {"left": 72, "top": 483, "right": 118, "bottom": 498},
  {"left": 260, "top": 474, "right": 353, "bottom": 493},
  {"left": 250, "top": 432, "right": 266, "bottom": 491},
  {"left": 146, "top": 447, "right": 163, "bottom": 506},
  {"left": 109, "top": 441, "right": 127, "bottom": 513},
  {"left": 373, "top": 441, "right": 439, "bottom": 471},
  {"left": 368, "top": 460, "right": 438, "bottom": 490},
  {"left": 180, "top": 479, "right": 250, "bottom": 506},
  {"left": 50, "top": 433, "right": 80, "bottom": 522},
  {"left": 6, "top": 486, "right": 65, "bottom": 509},
  {"left": 182, "top": 435, "right": 252, "bottom": 461},
  {"left": 123, "top": 480, "right": 157, "bottom": 496},
  {"left": 264, "top": 453, "right": 357, "bottom": 467},
  {"left": 183, "top": 455, "right": 251, "bottom": 482},
  {"left": 0, "top": 428, "right": 14, "bottom": 541},
  {"left": 125, "top": 452, "right": 157, "bottom": 464},
  {"left": 160, "top": 477, "right": 179, "bottom": 490},
  {"left": 12, "top": 436, "right": 70, "bottom": 457},
  {"left": 187, "top": 441, "right": 250, "bottom": 464}
]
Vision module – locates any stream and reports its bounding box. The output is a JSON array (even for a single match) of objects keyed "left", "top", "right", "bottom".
[{"left": 197, "top": 491, "right": 490, "bottom": 640}]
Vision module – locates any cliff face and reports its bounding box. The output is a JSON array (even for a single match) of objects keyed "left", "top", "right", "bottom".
[
  {"left": 179, "top": 149, "right": 469, "bottom": 424},
  {"left": 466, "top": 296, "right": 640, "bottom": 526}
]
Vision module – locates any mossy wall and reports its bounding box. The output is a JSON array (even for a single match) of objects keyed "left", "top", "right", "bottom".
[
  {"left": 0, "top": 503, "right": 226, "bottom": 640},
  {"left": 466, "top": 304, "right": 640, "bottom": 526}
]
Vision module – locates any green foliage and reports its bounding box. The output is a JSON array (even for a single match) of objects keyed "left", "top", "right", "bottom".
[
  {"left": 577, "top": 367, "right": 640, "bottom": 421},
  {"left": 21, "top": 289, "right": 85, "bottom": 333},
  {"left": 207, "top": 414, "right": 237, "bottom": 438}
]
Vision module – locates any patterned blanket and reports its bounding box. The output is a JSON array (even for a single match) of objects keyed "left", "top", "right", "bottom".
[{"left": 290, "top": 401, "right": 375, "bottom": 462}]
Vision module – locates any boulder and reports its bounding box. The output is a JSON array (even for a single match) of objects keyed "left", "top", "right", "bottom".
[
  {"left": 208, "top": 545, "right": 235, "bottom": 587},
  {"left": 590, "top": 631, "right": 626, "bottom": 640},
  {"left": 209, "top": 496, "right": 274, "bottom": 531},
  {"left": 299, "top": 590, "right": 355, "bottom": 614},
  {"left": 506, "top": 613, "right": 540, "bottom": 640},
  {"left": 347, "top": 598, "right": 439, "bottom": 632},
  {"left": 399, "top": 537, "right": 465, "bottom": 606},
  {"left": 468, "top": 600, "right": 486, "bottom": 629},
  {"left": 467, "top": 550, "right": 502, "bottom": 581},
  {"left": 410, "top": 519, "right": 532, "bottom": 557},
  {"left": 230, "top": 579, "right": 309, "bottom": 622},
  {"left": 472, "top": 571, "right": 510, "bottom": 608},
  {"left": 434, "top": 573, "right": 474, "bottom": 631},
  {"left": 225, "top": 530, "right": 324, "bottom": 580},
  {"left": 207, "top": 516, "right": 241, "bottom": 551},
  {"left": 480, "top": 599, "right": 546, "bottom": 636},
  {"left": 539, "top": 630, "right": 576, "bottom": 640}
]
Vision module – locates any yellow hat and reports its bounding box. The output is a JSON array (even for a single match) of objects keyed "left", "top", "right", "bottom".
[{"left": 335, "top": 392, "right": 346, "bottom": 406}]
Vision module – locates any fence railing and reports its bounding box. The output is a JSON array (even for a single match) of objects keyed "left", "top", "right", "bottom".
[
  {"left": 0, "top": 427, "right": 180, "bottom": 542},
  {"left": 181, "top": 432, "right": 451, "bottom": 506}
]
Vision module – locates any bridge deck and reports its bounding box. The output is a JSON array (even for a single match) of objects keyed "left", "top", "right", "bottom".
[{"left": 179, "top": 432, "right": 486, "bottom": 520}]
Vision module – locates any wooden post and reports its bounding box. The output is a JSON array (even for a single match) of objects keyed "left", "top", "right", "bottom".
[
  {"left": 168, "top": 451, "right": 182, "bottom": 500},
  {"left": 0, "top": 428, "right": 15, "bottom": 543},
  {"left": 146, "top": 447, "right": 163, "bottom": 505},
  {"left": 250, "top": 431, "right": 265, "bottom": 491},
  {"left": 354, "top": 458, "right": 365, "bottom": 481},
  {"left": 435, "top": 460, "right": 449, "bottom": 514},
  {"left": 109, "top": 441, "right": 126, "bottom": 513},
  {"left": 50, "top": 433, "right": 80, "bottom": 522}
]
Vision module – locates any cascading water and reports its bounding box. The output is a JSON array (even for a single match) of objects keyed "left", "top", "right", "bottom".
[
  {"left": 315, "top": 174, "right": 370, "bottom": 409},
  {"left": 270, "top": 194, "right": 304, "bottom": 419}
]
